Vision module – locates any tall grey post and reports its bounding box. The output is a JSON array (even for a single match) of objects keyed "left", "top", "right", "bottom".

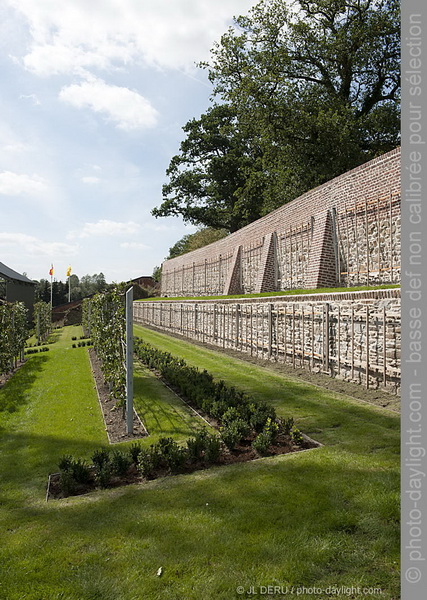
[{"left": 125, "top": 287, "right": 134, "bottom": 435}]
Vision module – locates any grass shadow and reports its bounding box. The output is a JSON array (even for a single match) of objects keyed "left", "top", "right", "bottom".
[
  {"left": 133, "top": 363, "right": 208, "bottom": 441},
  {"left": 0, "top": 355, "right": 49, "bottom": 414},
  {"left": 2, "top": 443, "right": 399, "bottom": 600}
]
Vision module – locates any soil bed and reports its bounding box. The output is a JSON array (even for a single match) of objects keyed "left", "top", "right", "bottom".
[
  {"left": 46, "top": 432, "right": 320, "bottom": 500},
  {"left": 89, "top": 348, "right": 147, "bottom": 443}
]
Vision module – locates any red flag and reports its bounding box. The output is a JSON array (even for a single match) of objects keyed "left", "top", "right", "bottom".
[{"left": 49, "top": 264, "right": 54, "bottom": 277}]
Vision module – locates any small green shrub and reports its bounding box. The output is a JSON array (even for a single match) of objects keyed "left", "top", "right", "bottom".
[
  {"left": 221, "top": 407, "right": 243, "bottom": 427},
  {"left": 58, "top": 455, "right": 73, "bottom": 472},
  {"left": 111, "top": 450, "right": 131, "bottom": 476},
  {"left": 252, "top": 431, "right": 273, "bottom": 456},
  {"left": 187, "top": 429, "right": 222, "bottom": 465},
  {"left": 157, "top": 437, "right": 187, "bottom": 473},
  {"left": 70, "top": 458, "right": 91, "bottom": 484},
  {"left": 60, "top": 471, "right": 77, "bottom": 495},
  {"left": 233, "top": 418, "right": 250, "bottom": 439},
  {"left": 249, "top": 402, "right": 277, "bottom": 432},
  {"left": 278, "top": 417, "right": 294, "bottom": 436},
  {"left": 59, "top": 456, "right": 91, "bottom": 486},
  {"left": 138, "top": 447, "right": 159, "bottom": 480},
  {"left": 92, "top": 448, "right": 110, "bottom": 470},
  {"left": 187, "top": 428, "right": 209, "bottom": 462},
  {"left": 96, "top": 464, "right": 112, "bottom": 488},
  {"left": 129, "top": 443, "right": 142, "bottom": 465},
  {"left": 220, "top": 421, "right": 243, "bottom": 450},
  {"left": 263, "top": 417, "right": 279, "bottom": 443},
  {"left": 204, "top": 434, "right": 221, "bottom": 464},
  {"left": 291, "top": 428, "right": 304, "bottom": 446}
]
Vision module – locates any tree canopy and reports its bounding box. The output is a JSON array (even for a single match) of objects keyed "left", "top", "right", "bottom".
[
  {"left": 152, "top": 105, "right": 265, "bottom": 232},
  {"left": 166, "top": 227, "right": 228, "bottom": 260},
  {"left": 35, "top": 273, "right": 108, "bottom": 306},
  {"left": 153, "top": 0, "right": 400, "bottom": 231}
]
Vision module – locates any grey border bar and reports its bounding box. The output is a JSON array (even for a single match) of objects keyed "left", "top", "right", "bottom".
[{"left": 401, "top": 1, "right": 427, "bottom": 598}]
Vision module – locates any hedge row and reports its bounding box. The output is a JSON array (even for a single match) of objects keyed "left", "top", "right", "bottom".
[{"left": 133, "top": 338, "right": 303, "bottom": 453}]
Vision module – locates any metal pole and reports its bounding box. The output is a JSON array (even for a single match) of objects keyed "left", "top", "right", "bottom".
[
  {"left": 365, "top": 196, "right": 370, "bottom": 285},
  {"left": 268, "top": 303, "right": 273, "bottom": 358},
  {"left": 345, "top": 202, "right": 350, "bottom": 287},
  {"left": 125, "top": 287, "right": 134, "bottom": 435},
  {"left": 338, "top": 305, "right": 341, "bottom": 376},
  {"left": 389, "top": 192, "right": 394, "bottom": 283},
  {"left": 354, "top": 198, "right": 360, "bottom": 285},
  {"left": 383, "top": 306, "right": 387, "bottom": 388},
  {"left": 366, "top": 305, "right": 370, "bottom": 389},
  {"left": 325, "top": 303, "right": 330, "bottom": 373},
  {"left": 301, "top": 305, "right": 305, "bottom": 368}
]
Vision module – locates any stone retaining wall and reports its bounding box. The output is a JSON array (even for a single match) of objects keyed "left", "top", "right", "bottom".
[{"left": 134, "top": 289, "right": 401, "bottom": 393}]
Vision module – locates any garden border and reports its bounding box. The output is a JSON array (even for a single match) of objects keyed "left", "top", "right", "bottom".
[
  {"left": 45, "top": 434, "right": 323, "bottom": 501},
  {"left": 88, "top": 348, "right": 148, "bottom": 444}
]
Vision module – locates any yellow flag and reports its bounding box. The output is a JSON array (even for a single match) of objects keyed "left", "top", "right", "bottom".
[{"left": 66, "top": 266, "right": 72, "bottom": 277}]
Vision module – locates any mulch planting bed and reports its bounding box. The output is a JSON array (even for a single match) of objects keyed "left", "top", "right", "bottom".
[{"left": 88, "top": 348, "right": 147, "bottom": 443}]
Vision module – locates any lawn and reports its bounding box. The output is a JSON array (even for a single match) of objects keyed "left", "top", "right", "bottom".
[
  {"left": 0, "top": 324, "right": 400, "bottom": 600},
  {"left": 138, "top": 283, "right": 400, "bottom": 302},
  {"left": 133, "top": 360, "right": 210, "bottom": 444}
]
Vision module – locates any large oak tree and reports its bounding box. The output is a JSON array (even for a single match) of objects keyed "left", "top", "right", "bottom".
[{"left": 153, "top": 0, "right": 400, "bottom": 232}]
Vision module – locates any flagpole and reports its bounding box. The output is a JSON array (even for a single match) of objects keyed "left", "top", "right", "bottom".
[
  {"left": 49, "top": 264, "right": 54, "bottom": 307},
  {"left": 67, "top": 267, "right": 72, "bottom": 302}
]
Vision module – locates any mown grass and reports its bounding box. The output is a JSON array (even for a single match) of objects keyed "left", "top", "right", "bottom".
[
  {"left": 133, "top": 360, "right": 210, "bottom": 444},
  {"left": 139, "top": 283, "right": 400, "bottom": 302},
  {"left": 0, "top": 325, "right": 400, "bottom": 600}
]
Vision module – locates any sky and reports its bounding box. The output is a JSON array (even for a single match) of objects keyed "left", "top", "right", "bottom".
[{"left": 0, "top": 0, "right": 255, "bottom": 283}]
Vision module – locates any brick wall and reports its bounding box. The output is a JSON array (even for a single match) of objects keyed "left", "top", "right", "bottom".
[{"left": 161, "top": 148, "right": 401, "bottom": 296}]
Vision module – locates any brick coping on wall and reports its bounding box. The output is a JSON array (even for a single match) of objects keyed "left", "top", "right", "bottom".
[{"left": 139, "top": 287, "right": 400, "bottom": 305}]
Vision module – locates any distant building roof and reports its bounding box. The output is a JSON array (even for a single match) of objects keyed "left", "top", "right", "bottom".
[{"left": 0, "top": 262, "right": 35, "bottom": 285}]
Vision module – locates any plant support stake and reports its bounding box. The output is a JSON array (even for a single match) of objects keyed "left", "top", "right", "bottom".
[{"left": 125, "top": 286, "right": 134, "bottom": 435}]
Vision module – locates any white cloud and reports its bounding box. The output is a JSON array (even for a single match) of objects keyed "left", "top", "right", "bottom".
[
  {"left": 70, "top": 219, "right": 141, "bottom": 239},
  {"left": 59, "top": 77, "right": 158, "bottom": 130},
  {"left": 0, "top": 232, "right": 78, "bottom": 256},
  {"left": 19, "top": 93, "right": 40, "bottom": 105},
  {"left": 81, "top": 176, "right": 100, "bottom": 184},
  {"left": 120, "top": 242, "right": 149, "bottom": 250},
  {"left": 0, "top": 171, "right": 48, "bottom": 195},
  {"left": 6, "top": 0, "right": 254, "bottom": 75}
]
